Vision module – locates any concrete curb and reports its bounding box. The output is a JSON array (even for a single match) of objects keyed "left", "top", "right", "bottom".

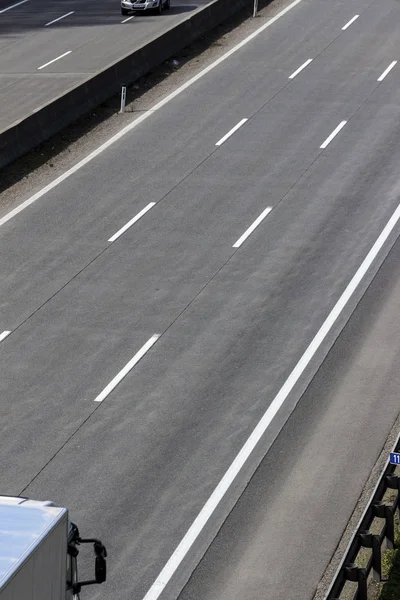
[{"left": 0, "top": 0, "right": 249, "bottom": 169}]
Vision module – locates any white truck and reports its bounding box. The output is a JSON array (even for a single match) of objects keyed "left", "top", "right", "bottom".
[{"left": 0, "top": 495, "right": 107, "bottom": 600}]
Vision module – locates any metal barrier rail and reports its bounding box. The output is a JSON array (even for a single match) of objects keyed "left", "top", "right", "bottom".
[{"left": 328, "top": 440, "right": 400, "bottom": 600}]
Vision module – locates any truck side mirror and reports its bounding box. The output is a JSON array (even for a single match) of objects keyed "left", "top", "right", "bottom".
[
  {"left": 67, "top": 525, "right": 108, "bottom": 595},
  {"left": 94, "top": 541, "right": 107, "bottom": 584}
]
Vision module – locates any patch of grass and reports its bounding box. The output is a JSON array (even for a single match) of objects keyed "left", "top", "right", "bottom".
[
  {"left": 380, "top": 549, "right": 400, "bottom": 599},
  {"left": 379, "top": 524, "right": 400, "bottom": 600}
]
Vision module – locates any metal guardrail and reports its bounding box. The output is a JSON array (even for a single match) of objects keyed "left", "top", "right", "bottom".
[{"left": 327, "top": 439, "right": 400, "bottom": 600}]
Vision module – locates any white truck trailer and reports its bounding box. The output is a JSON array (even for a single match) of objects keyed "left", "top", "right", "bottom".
[{"left": 0, "top": 495, "right": 107, "bottom": 600}]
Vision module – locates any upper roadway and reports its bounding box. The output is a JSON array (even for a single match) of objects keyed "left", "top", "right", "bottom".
[
  {"left": 0, "top": 0, "right": 207, "bottom": 132},
  {"left": 1, "top": 0, "right": 400, "bottom": 598}
]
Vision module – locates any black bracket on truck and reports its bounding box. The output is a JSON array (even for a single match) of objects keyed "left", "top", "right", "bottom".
[{"left": 67, "top": 522, "right": 107, "bottom": 595}]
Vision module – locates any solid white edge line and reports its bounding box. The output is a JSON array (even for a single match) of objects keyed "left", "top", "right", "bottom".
[
  {"left": 0, "top": 331, "right": 11, "bottom": 342},
  {"left": 0, "top": 0, "right": 29, "bottom": 13},
  {"left": 288, "top": 58, "right": 312, "bottom": 79},
  {"left": 93, "top": 334, "right": 160, "bottom": 403},
  {"left": 45, "top": 11, "right": 74, "bottom": 26},
  {"left": 0, "top": 0, "right": 303, "bottom": 230},
  {"left": 141, "top": 203, "right": 400, "bottom": 600},
  {"left": 215, "top": 118, "right": 248, "bottom": 146},
  {"left": 377, "top": 60, "right": 397, "bottom": 82},
  {"left": 38, "top": 51, "right": 71, "bottom": 70},
  {"left": 320, "top": 120, "right": 347, "bottom": 149},
  {"left": 233, "top": 206, "right": 272, "bottom": 248},
  {"left": 341, "top": 14, "right": 359, "bottom": 30},
  {"left": 121, "top": 15, "right": 134, "bottom": 22},
  {"left": 108, "top": 202, "right": 156, "bottom": 242}
]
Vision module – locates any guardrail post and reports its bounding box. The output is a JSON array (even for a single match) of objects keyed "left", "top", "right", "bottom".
[
  {"left": 344, "top": 563, "right": 368, "bottom": 600},
  {"left": 359, "top": 530, "right": 381, "bottom": 582},
  {"left": 373, "top": 502, "right": 395, "bottom": 550}
]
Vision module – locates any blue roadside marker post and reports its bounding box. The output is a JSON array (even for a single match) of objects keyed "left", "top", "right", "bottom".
[{"left": 389, "top": 452, "right": 400, "bottom": 465}]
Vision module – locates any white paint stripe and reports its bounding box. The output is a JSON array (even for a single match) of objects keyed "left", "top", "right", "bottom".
[
  {"left": 288, "top": 58, "right": 312, "bottom": 79},
  {"left": 320, "top": 120, "right": 347, "bottom": 149},
  {"left": 45, "top": 11, "right": 74, "bottom": 26},
  {"left": 142, "top": 203, "right": 400, "bottom": 600},
  {"left": 341, "top": 14, "right": 359, "bottom": 30},
  {"left": 233, "top": 206, "right": 272, "bottom": 248},
  {"left": 215, "top": 118, "right": 248, "bottom": 146},
  {"left": 0, "top": 0, "right": 29, "bottom": 13},
  {"left": 0, "top": 0, "right": 303, "bottom": 230},
  {"left": 37, "top": 51, "right": 71, "bottom": 70},
  {"left": 93, "top": 334, "right": 159, "bottom": 402},
  {"left": 377, "top": 60, "right": 397, "bottom": 82},
  {"left": 108, "top": 202, "right": 156, "bottom": 242},
  {"left": 0, "top": 331, "right": 11, "bottom": 342},
  {"left": 121, "top": 15, "right": 134, "bottom": 22}
]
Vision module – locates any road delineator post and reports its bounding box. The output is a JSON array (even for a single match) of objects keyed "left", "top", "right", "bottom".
[{"left": 120, "top": 85, "right": 127, "bottom": 113}]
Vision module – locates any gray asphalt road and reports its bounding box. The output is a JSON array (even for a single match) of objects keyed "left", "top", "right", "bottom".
[
  {"left": 1, "top": 0, "right": 400, "bottom": 598},
  {"left": 178, "top": 233, "right": 400, "bottom": 600},
  {"left": 0, "top": 0, "right": 208, "bottom": 131}
]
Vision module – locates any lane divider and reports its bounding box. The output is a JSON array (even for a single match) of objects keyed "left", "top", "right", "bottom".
[
  {"left": 0, "top": 0, "right": 29, "bottom": 14},
  {"left": 289, "top": 58, "right": 312, "bottom": 79},
  {"left": 215, "top": 118, "right": 248, "bottom": 147},
  {"left": 377, "top": 61, "right": 397, "bottom": 82},
  {"left": 93, "top": 334, "right": 160, "bottom": 403},
  {"left": 320, "top": 120, "right": 347, "bottom": 149},
  {"left": 45, "top": 11, "right": 75, "bottom": 26},
  {"left": 38, "top": 51, "right": 71, "bottom": 71},
  {"left": 233, "top": 206, "right": 272, "bottom": 248},
  {"left": 108, "top": 202, "right": 156, "bottom": 242},
  {"left": 341, "top": 14, "right": 359, "bottom": 30}
]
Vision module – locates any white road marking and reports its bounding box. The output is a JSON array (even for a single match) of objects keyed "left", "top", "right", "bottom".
[
  {"left": 233, "top": 206, "right": 272, "bottom": 248},
  {"left": 0, "top": 331, "right": 11, "bottom": 342},
  {"left": 377, "top": 61, "right": 397, "bottom": 82},
  {"left": 0, "top": 0, "right": 29, "bottom": 13},
  {"left": 121, "top": 15, "right": 134, "bottom": 22},
  {"left": 320, "top": 120, "right": 347, "bottom": 149},
  {"left": 341, "top": 14, "right": 359, "bottom": 30},
  {"left": 37, "top": 51, "right": 71, "bottom": 70},
  {"left": 0, "top": 0, "right": 303, "bottom": 229},
  {"left": 141, "top": 203, "right": 400, "bottom": 600},
  {"left": 45, "top": 11, "right": 75, "bottom": 26},
  {"left": 289, "top": 58, "right": 312, "bottom": 79},
  {"left": 215, "top": 118, "right": 248, "bottom": 146},
  {"left": 108, "top": 202, "right": 156, "bottom": 242},
  {"left": 93, "top": 334, "right": 160, "bottom": 402}
]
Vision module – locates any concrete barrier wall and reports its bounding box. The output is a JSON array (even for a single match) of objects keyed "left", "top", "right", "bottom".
[{"left": 0, "top": 0, "right": 249, "bottom": 169}]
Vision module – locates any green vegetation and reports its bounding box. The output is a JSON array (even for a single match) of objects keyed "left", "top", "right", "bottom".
[{"left": 379, "top": 524, "right": 400, "bottom": 600}]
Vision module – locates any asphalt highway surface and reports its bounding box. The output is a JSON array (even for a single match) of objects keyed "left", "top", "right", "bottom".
[
  {"left": 1, "top": 0, "right": 400, "bottom": 598},
  {"left": 0, "top": 0, "right": 208, "bottom": 132}
]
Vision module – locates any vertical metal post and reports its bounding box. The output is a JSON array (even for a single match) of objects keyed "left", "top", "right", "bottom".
[
  {"left": 253, "top": 0, "right": 258, "bottom": 17},
  {"left": 120, "top": 86, "right": 127, "bottom": 113}
]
